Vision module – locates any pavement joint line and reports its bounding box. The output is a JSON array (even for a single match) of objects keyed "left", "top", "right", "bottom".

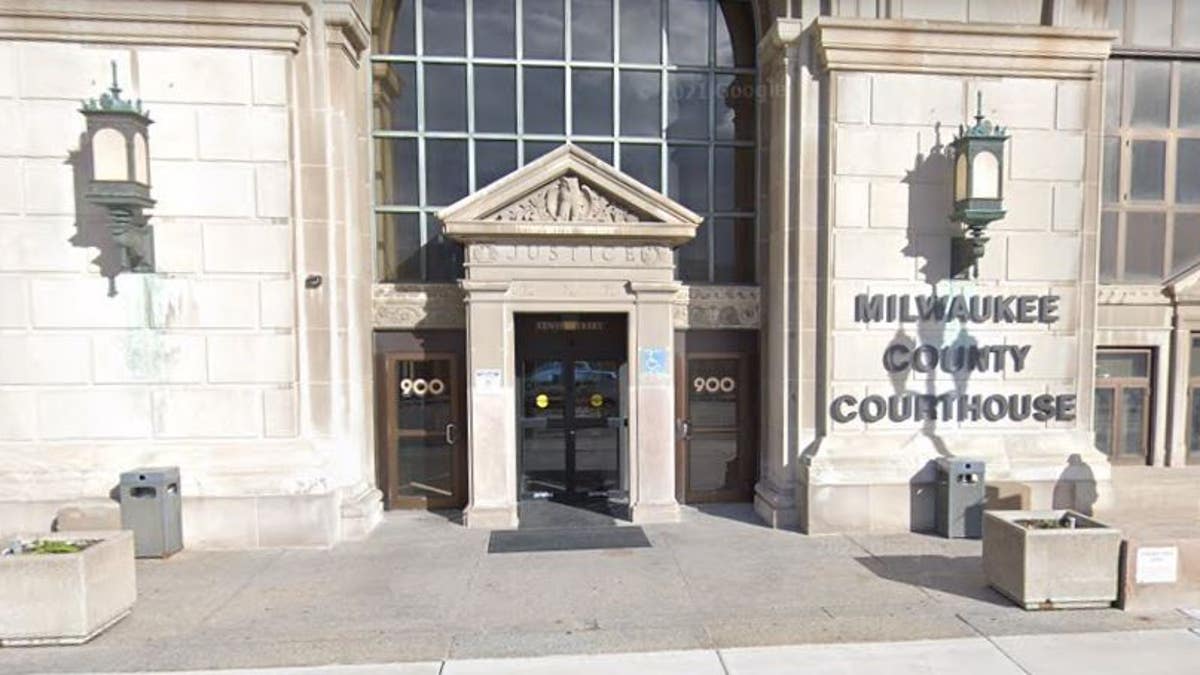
[
  {"left": 193, "top": 550, "right": 285, "bottom": 630},
  {"left": 954, "top": 612, "right": 1033, "bottom": 675}
]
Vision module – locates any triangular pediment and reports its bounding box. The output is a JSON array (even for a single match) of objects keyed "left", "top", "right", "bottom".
[
  {"left": 437, "top": 144, "right": 701, "bottom": 245},
  {"left": 1167, "top": 259, "right": 1200, "bottom": 301}
]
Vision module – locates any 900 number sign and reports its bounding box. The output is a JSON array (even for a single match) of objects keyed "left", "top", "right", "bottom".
[
  {"left": 693, "top": 376, "right": 736, "bottom": 394},
  {"left": 399, "top": 377, "right": 446, "bottom": 398}
]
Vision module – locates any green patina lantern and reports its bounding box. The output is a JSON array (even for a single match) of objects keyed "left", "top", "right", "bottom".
[
  {"left": 950, "top": 92, "right": 1009, "bottom": 279},
  {"left": 80, "top": 61, "right": 155, "bottom": 273}
]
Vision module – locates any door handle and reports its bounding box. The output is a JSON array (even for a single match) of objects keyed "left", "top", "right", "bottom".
[
  {"left": 679, "top": 419, "right": 691, "bottom": 439},
  {"left": 445, "top": 422, "right": 456, "bottom": 446}
]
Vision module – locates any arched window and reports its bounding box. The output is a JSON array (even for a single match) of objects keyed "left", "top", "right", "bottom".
[{"left": 372, "top": 0, "right": 757, "bottom": 283}]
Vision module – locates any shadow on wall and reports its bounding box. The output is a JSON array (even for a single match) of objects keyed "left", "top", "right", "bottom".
[
  {"left": 1052, "top": 452, "right": 1098, "bottom": 515},
  {"left": 894, "top": 125, "right": 970, "bottom": 531},
  {"left": 67, "top": 132, "right": 126, "bottom": 296}
]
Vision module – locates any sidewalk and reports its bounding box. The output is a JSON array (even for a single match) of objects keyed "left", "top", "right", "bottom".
[
  {"left": 1, "top": 505, "right": 1197, "bottom": 673},
  {"left": 50, "top": 629, "right": 1200, "bottom": 674}
]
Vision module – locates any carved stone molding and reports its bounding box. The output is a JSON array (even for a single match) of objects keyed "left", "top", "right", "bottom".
[
  {"left": 1097, "top": 285, "right": 1170, "bottom": 306},
  {"left": 673, "top": 285, "right": 761, "bottom": 329},
  {"left": 812, "top": 17, "right": 1115, "bottom": 80},
  {"left": 0, "top": 0, "right": 311, "bottom": 51},
  {"left": 488, "top": 174, "right": 640, "bottom": 224},
  {"left": 372, "top": 283, "right": 762, "bottom": 330},
  {"left": 507, "top": 280, "right": 631, "bottom": 300},
  {"left": 468, "top": 243, "right": 672, "bottom": 269},
  {"left": 439, "top": 145, "right": 700, "bottom": 246},
  {"left": 372, "top": 283, "right": 465, "bottom": 329}
]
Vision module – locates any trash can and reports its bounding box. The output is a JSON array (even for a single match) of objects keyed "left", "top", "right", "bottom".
[
  {"left": 935, "top": 457, "right": 985, "bottom": 539},
  {"left": 118, "top": 466, "right": 182, "bottom": 558}
]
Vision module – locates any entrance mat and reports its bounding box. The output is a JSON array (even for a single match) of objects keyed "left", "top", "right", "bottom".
[{"left": 488, "top": 526, "right": 651, "bottom": 554}]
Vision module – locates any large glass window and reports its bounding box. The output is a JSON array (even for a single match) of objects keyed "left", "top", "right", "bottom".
[
  {"left": 371, "top": 0, "right": 758, "bottom": 283},
  {"left": 1099, "top": 2, "right": 1200, "bottom": 283}
]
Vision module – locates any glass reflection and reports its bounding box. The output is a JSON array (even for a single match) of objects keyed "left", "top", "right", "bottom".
[
  {"left": 572, "top": 69, "right": 613, "bottom": 135},
  {"left": 668, "top": 72, "right": 710, "bottom": 139},
  {"left": 475, "top": 140, "right": 517, "bottom": 189},
  {"left": 523, "top": 67, "right": 565, "bottom": 134},
  {"left": 424, "top": 0, "right": 466, "bottom": 56},
  {"left": 713, "top": 218, "right": 753, "bottom": 282},
  {"left": 677, "top": 220, "right": 709, "bottom": 281},
  {"left": 621, "top": 71, "right": 661, "bottom": 137},
  {"left": 374, "top": 63, "right": 417, "bottom": 131},
  {"left": 474, "top": 0, "right": 515, "bottom": 57},
  {"left": 474, "top": 66, "right": 516, "bottom": 133},
  {"left": 376, "top": 138, "right": 419, "bottom": 206},
  {"left": 425, "top": 139, "right": 468, "bottom": 205},
  {"left": 377, "top": 213, "right": 421, "bottom": 281},
  {"left": 572, "top": 0, "right": 613, "bottom": 61},
  {"left": 715, "top": 73, "right": 754, "bottom": 141},
  {"left": 668, "top": 0, "right": 710, "bottom": 65},
  {"left": 715, "top": 0, "right": 754, "bottom": 67},
  {"left": 621, "top": 144, "right": 661, "bottom": 190},
  {"left": 1094, "top": 387, "right": 1114, "bottom": 456},
  {"left": 669, "top": 144, "right": 708, "bottom": 211},
  {"left": 619, "top": 0, "right": 661, "bottom": 63},
  {"left": 713, "top": 146, "right": 753, "bottom": 212},
  {"left": 524, "top": 0, "right": 565, "bottom": 59},
  {"left": 425, "top": 217, "right": 464, "bottom": 282},
  {"left": 425, "top": 64, "right": 467, "bottom": 132}
]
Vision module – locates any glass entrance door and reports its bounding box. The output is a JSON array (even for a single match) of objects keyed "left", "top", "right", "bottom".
[
  {"left": 677, "top": 353, "right": 756, "bottom": 503},
  {"left": 517, "top": 315, "right": 626, "bottom": 508},
  {"left": 382, "top": 354, "right": 466, "bottom": 509}
]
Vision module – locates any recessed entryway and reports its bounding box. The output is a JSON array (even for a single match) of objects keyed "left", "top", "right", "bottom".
[{"left": 516, "top": 313, "right": 629, "bottom": 527}]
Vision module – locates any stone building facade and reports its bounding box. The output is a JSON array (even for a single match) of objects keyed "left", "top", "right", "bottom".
[{"left": 0, "top": 0, "right": 1195, "bottom": 546}]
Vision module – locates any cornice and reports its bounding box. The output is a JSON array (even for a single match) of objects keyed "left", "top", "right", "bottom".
[
  {"left": 1096, "top": 284, "right": 1170, "bottom": 306},
  {"left": 322, "top": 0, "right": 369, "bottom": 64},
  {"left": 0, "top": 0, "right": 311, "bottom": 51},
  {"left": 813, "top": 17, "right": 1116, "bottom": 80}
]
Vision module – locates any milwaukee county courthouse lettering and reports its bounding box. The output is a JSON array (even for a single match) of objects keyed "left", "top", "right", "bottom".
[{"left": 0, "top": 0, "right": 1198, "bottom": 545}]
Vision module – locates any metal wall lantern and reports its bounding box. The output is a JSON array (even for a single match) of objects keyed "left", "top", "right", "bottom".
[
  {"left": 80, "top": 62, "right": 155, "bottom": 272},
  {"left": 950, "top": 92, "right": 1009, "bottom": 279}
]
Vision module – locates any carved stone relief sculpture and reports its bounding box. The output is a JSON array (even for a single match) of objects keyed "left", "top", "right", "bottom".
[{"left": 490, "top": 174, "right": 640, "bottom": 224}]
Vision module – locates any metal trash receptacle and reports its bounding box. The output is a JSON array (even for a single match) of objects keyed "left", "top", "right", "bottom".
[
  {"left": 118, "top": 466, "right": 182, "bottom": 558},
  {"left": 935, "top": 457, "right": 985, "bottom": 539}
]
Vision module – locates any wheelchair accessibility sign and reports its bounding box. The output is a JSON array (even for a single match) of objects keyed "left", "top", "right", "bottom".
[{"left": 639, "top": 347, "right": 669, "bottom": 382}]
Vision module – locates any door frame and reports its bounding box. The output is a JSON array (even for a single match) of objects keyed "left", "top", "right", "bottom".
[
  {"left": 514, "top": 313, "right": 628, "bottom": 503},
  {"left": 1095, "top": 347, "right": 1153, "bottom": 466},
  {"left": 376, "top": 348, "right": 468, "bottom": 510},
  {"left": 675, "top": 350, "right": 758, "bottom": 504}
]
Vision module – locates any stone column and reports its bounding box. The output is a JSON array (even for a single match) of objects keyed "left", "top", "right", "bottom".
[
  {"left": 461, "top": 279, "right": 519, "bottom": 529},
  {"left": 629, "top": 281, "right": 682, "bottom": 523},
  {"left": 1167, "top": 303, "right": 1193, "bottom": 467},
  {"left": 755, "top": 19, "right": 809, "bottom": 528}
]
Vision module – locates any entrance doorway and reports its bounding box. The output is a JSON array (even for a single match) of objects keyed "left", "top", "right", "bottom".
[
  {"left": 516, "top": 314, "right": 628, "bottom": 523},
  {"left": 375, "top": 331, "right": 468, "bottom": 510}
]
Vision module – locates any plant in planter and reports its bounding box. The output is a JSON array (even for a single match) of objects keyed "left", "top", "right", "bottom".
[
  {"left": 983, "top": 510, "right": 1121, "bottom": 610},
  {"left": 0, "top": 530, "right": 136, "bottom": 646}
]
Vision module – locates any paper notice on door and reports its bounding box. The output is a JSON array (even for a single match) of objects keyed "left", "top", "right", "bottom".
[
  {"left": 1136, "top": 546, "right": 1179, "bottom": 584},
  {"left": 474, "top": 368, "right": 502, "bottom": 393}
]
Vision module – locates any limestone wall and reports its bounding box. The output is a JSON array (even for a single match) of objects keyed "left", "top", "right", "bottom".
[{"left": 0, "top": 0, "right": 378, "bottom": 547}]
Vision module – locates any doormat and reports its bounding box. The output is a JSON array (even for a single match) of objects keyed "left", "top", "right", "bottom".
[{"left": 488, "top": 526, "right": 651, "bottom": 554}]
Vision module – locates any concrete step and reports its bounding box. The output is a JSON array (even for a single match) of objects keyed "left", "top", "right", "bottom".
[{"left": 1103, "top": 466, "right": 1200, "bottom": 519}]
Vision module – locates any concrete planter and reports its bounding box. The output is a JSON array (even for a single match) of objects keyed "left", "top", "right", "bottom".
[
  {"left": 0, "top": 530, "right": 136, "bottom": 646},
  {"left": 983, "top": 510, "right": 1121, "bottom": 610}
]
